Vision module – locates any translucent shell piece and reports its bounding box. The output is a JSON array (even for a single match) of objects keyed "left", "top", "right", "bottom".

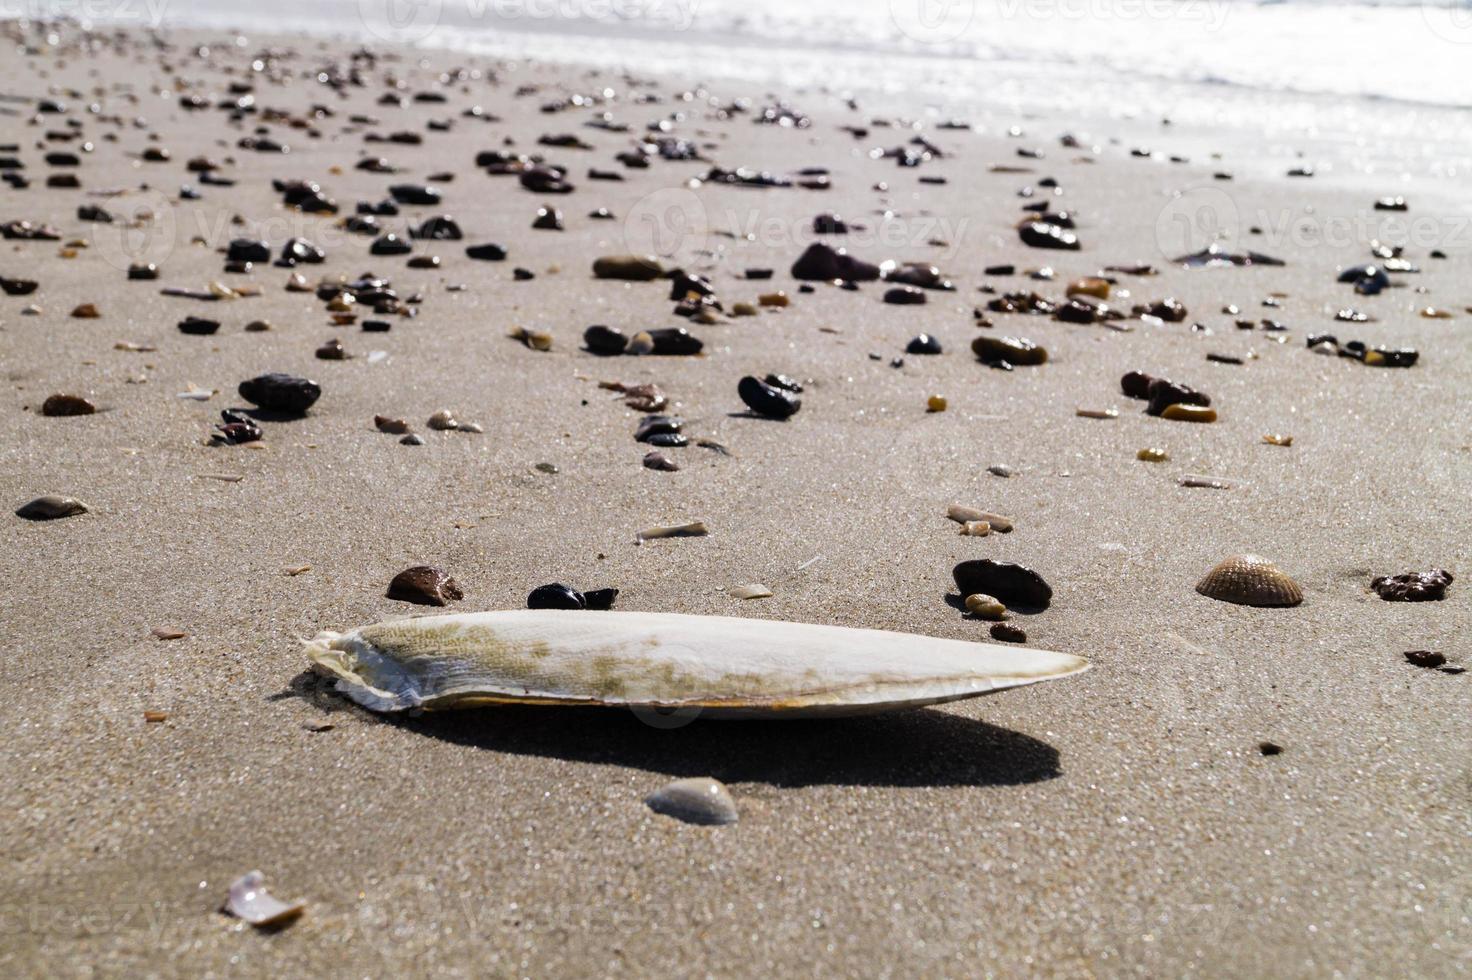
[{"left": 304, "top": 610, "right": 1089, "bottom": 718}]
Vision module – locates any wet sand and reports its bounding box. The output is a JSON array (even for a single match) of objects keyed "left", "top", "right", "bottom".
[{"left": 2, "top": 22, "right": 1470, "bottom": 977}]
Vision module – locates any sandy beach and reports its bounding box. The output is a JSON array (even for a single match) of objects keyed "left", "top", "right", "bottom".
[{"left": 2, "top": 16, "right": 1470, "bottom": 977}]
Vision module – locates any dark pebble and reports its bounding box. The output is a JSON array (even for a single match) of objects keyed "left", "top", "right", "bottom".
[
  {"left": 316, "top": 339, "right": 348, "bottom": 360},
  {"left": 738, "top": 376, "right": 801, "bottom": 419},
  {"left": 387, "top": 565, "right": 464, "bottom": 606},
  {"left": 1146, "top": 378, "right": 1210, "bottom": 416},
  {"left": 954, "top": 559, "right": 1053, "bottom": 609},
  {"left": 227, "top": 238, "right": 271, "bottom": 263},
  {"left": 990, "top": 623, "right": 1028, "bottom": 643},
  {"left": 1404, "top": 650, "right": 1447, "bottom": 669},
  {"left": 15, "top": 495, "right": 88, "bottom": 520},
  {"left": 532, "top": 205, "right": 564, "bottom": 230},
  {"left": 389, "top": 184, "right": 442, "bottom": 206},
  {"left": 790, "top": 243, "right": 881, "bottom": 282},
  {"left": 906, "top": 334, "right": 942, "bottom": 355},
  {"left": 41, "top": 394, "right": 96, "bottom": 416},
  {"left": 1017, "top": 221, "right": 1080, "bottom": 250},
  {"left": 527, "top": 582, "right": 585, "bottom": 610},
  {"left": 238, "top": 373, "right": 321, "bottom": 415},
  {"left": 371, "top": 233, "right": 412, "bottom": 256},
  {"left": 127, "top": 263, "right": 158, "bottom": 281},
  {"left": 411, "top": 215, "right": 464, "bottom": 240},
  {"left": 1, "top": 277, "right": 39, "bottom": 295},
  {"left": 178, "top": 316, "right": 221, "bottom": 336},
  {"left": 643, "top": 450, "right": 680, "bottom": 472},
  {"left": 466, "top": 242, "right": 509, "bottom": 261},
  {"left": 885, "top": 286, "right": 927, "bottom": 305},
  {"left": 635, "top": 415, "right": 684, "bottom": 444},
  {"left": 583, "top": 324, "right": 628, "bottom": 355},
  {"left": 648, "top": 327, "right": 703, "bottom": 356},
  {"left": 362, "top": 320, "right": 391, "bottom": 332},
  {"left": 972, "top": 335, "right": 1047, "bottom": 367},
  {"left": 581, "top": 588, "right": 620, "bottom": 611},
  {"left": 764, "top": 373, "right": 803, "bottom": 393}
]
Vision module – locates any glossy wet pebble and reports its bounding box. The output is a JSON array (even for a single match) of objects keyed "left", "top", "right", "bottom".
[
  {"left": 907, "top": 334, "right": 942, "bottom": 355},
  {"left": 964, "top": 594, "right": 1008, "bottom": 620},
  {"left": 593, "top": 254, "right": 665, "bottom": 281},
  {"left": 738, "top": 376, "right": 801, "bottom": 419},
  {"left": 990, "top": 623, "right": 1027, "bottom": 643},
  {"left": 972, "top": 335, "right": 1046, "bottom": 367},
  {"left": 16, "top": 495, "right": 88, "bottom": 520},
  {"left": 238, "top": 373, "right": 321, "bottom": 415},
  {"left": 953, "top": 559, "right": 1052, "bottom": 609},
  {"left": 583, "top": 324, "right": 628, "bottom": 355},
  {"left": 645, "top": 777, "right": 738, "bottom": 826},
  {"left": 387, "top": 565, "right": 464, "bottom": 606},
  {"left": 527, "top": 583, "right": 584, "bottom": 610}
]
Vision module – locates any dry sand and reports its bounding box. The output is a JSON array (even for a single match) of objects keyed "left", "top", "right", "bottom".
[{"left": 1, "top": 21, "right": 1469, "bottom": 978}]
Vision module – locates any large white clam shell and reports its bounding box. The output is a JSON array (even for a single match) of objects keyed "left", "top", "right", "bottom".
[{"left": 304, "top": 610, "right": 1088, "bottom": 718}]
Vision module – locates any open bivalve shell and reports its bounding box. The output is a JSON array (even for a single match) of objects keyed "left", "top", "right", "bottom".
[
  {"left": 1195, "top": 555, "right": 1304, "bottom": 607},
  {"left": 304, "top": 610, "right": 1089, "bottom": 719}
]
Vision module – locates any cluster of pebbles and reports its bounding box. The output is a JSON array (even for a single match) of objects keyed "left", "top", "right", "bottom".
[{"left": 7, "top": 17, "right": 1465, "bottom": 790}]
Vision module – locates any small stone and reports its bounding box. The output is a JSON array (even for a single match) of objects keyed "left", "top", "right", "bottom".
[
  {"left": 16, "top": 495, "right": 88, "bottom": 520},
  {"left": 582, "top": 589, "right": 620, "bottom": 611},
  {"left": 737, "top": 376, "right": 801, "bottom": 419},
  {"left": 127, "top": 263, "right": 159, "bottom": 281},
  {"left": 466, "top": 242, "right": 509, "bottom": 261},
  {"left": 41, "top": 394, "right": 97, "bottom": 416},
  {"left": 374, "top": 415, "right": 410, "bottom": 434},
  {"left": 527, "top": 583, "right": 585, "bottom": 610},
  {"left": 987, "top": 464, "right": 1012, "bottom": 478},
  {"left": 907, "top": 334, "right": 943, "bottom": 355},
  {"left": 427, "top": 410, "right": 460, "bottom": 431},
  {"left": 964, "top": 594, "right": 1008, "bottom": 620},
  {"left": 387, "top": 565, "right": 464, "bottom": 606},
  {"left": 643, "top": 450, "right": 679, "bottom": 472},
  {"left": 645, "top": 777, "right": 738, "bottom": 826},
  {"left": 1066, "top": 277, "right": 1110, "bottom": 299},
  {"left": 238, "top": 373, "right": 321, "bottom": 415},
  {"left": 990, "top": 622, "right": 1028, "bottom": 643},
  {"left": 532, "top": 205, "right": 564, "bottom": 230},
  {"left": 1137, "top": 447, "right": 1169, "bottom": 462},
  {"left": 584, "top": 325, "right": 629, "bottom": 355},
  {"left": 647, "top": 327, "right": 703, "bottom": 356},
  {"left": 593, "top": 254, "right": 664, "bottom": 281},
  {"left": 927, "top": 394, "right": 948, "bottom": 413},
  {"left": 1404, "top": 650, "right": 1447, "bottom": 669},
  {"left": 245, "top": 320, "right": 272, "bottom": 332},
  {"left": 790, "top": 242, "right": 881, "bottom": 281},
  {"left": 885, "top": 286, "right": 927, "bottom": 305},
  {"left": 1017, "top": 221, "right": 1079, "bottom": 250},
  {"left": 70, "top": 303, "right": 100, "bottom": 318},
  {"left": 1262, "top": 434, "right": 1293, "bottom": 447},
  {"left": 400, "top": 434, "right": 425, "bottom": 446},
  {"left": 972, "top": 335, "right": 1046, "bottom": 367},
  {"left": 1371, "top": 569, "right": 1453, "bottom": 602},
  {"left": 178, "top": 316, "right": 221, "bottom": 336},
  {"left": 758, "top": 291, "right": 789, "bottom": 308},
  {"left": 1258, "top": 741, "right": 1284, "bottom": 756},
  {"left": 1161, "top": 404, "right": 1217, "bottom": 423},
  {"left": 954, "top": 559, "right": 1052, "bottom": 609}
]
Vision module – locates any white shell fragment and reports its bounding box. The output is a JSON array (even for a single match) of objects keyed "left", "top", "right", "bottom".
[
  {"left": 958, "top": 520, "right": 991, "bottom": 537},
  {"left": 646, "top": 777, "right": 738, "bottom": 826},
  {"left": 635, "top": 521, "right": 708, "bottom": 544},
  {"left": 224, "top": 871, "right": 305, "bottom": 928},
  {"left": 728, "top": 583, "right": 773, "bottom": 600},
  {"left": 304, "top": 610, "right": 1089, "bottom": 718}
]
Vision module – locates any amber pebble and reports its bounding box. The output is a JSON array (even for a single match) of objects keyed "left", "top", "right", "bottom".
[
  {"left": 387, "top": 565, "right": 464, "bottom": 606},
  {"left": 374, "top": 415, "right": 410, "bottom": 434},
  {"left": 1161, "top": 403, "right": 1217, "bottom": 423},
  {"left": 1262, "top": 434, "right": 1293, "bottom": 447},
  {"left": 70, "top": 303, "right": 100, "bottom": 318},
  {"left": 990, "top": 623, "right": 1028, "bottom": 643},
  {"left": 1137, "top": 447, "right": 1169, "bottom": 462},
  {"left": 758, "top": 292, "right": 789, "bottom": 308},
  {"left": 927, "top": 394, "right": 947, "bottom": 413},
  {"left": 1066, "top": 277, "right": 1110, "bottom": 299}
]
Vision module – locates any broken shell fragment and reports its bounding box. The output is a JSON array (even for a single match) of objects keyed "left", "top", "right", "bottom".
[
  {"left": 303, "top": 609, "right": 1089, "bottom": 716},
  {"left": 728, "top": 583, "right": 773, "bottom": 600},
  {"left": 958, "top": 520, "right": 991, "bottom": 537},
  {"left": 1262, "top": 434, "right": 1293, "bottom": 446},
  {"left": 1076, "top": 407, "right": 1118, "bottom": 420},
  {"left": 636, "top": 521, "right": 708, "bottom": 543},
  {"left": 646, "top": 777, "right": 738, "bottom": 826},
  {"left": 223, "top": 871, "right": 305, "bottom": 929},
  {"left": 1195, "top": 555, "right": 1303, "bottom": 607},
  {"left": 427, "top": 410, "right": 459, "bottom": 431},
  {"left": 16, "top": 495, "right": 88, "bottom": 520}
]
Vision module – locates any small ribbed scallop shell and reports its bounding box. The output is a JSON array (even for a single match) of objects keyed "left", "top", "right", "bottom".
[{"left": 1195, "top": 555, "right": 1303, "bottom": 607}]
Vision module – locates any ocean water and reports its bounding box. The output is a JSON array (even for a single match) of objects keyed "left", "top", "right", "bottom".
[{"left": 14, "top": 0, "right": 1472, "bottom": 184}]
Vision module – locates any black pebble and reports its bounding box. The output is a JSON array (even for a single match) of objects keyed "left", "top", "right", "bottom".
[
  {"left": 738, "top": 376, "right": 801, "bottom": 419},
  {"left": 527, "top": 583, "right": 585, "bottom": 610},
  {"left": 953, "top": 559, "right": 1053, "bottom": 609}
]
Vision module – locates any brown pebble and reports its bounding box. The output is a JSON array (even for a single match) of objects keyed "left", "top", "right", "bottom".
[
  {"left": 41, "top": 394, "right": 97, "bottom": 416},
  {"left": 151, "top": 628, "right": 188, "bottom": 641},
  {"left": 387, "top": 565, "right": 464, "bottom": 606},
  {"left": 1403, "top": 650, "right": 1447, "bottom": 669},
  {"left": 16, "top": 494, "right": 88, "bottom": 520},
  {"left": 1258, "top": 741, "right": 1283, "bottom": 756},
  {"left": 1372, "top": 568, "right": 1453, "bottom": 602},
  {"left": 990, "top": 623, "right": 1027, "bottom": 643},
  {"left": 71, "top": 302, "right": 100, "bottom": 318},
  {"left": 143, "top": 710, "right": 169, "bottom": 723},
  {"left": 316, "top": 339, "right": 348, "bottom": 360},
  {"left": 643, "top": 450, "right": 680, "bottom": 472},
  {"left": 374, "top": 415, "right": 410, "bottom": 434}
]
